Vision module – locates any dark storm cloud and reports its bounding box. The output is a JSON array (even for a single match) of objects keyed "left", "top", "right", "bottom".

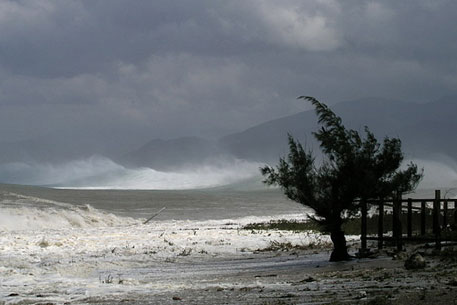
[{"left": 0, "top": 0, "right": 456, "bottom": 155}]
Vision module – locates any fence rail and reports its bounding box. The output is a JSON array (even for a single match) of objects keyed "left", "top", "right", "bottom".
[{"left": 360, "top": 190, "right": 457, "bottom": 251}]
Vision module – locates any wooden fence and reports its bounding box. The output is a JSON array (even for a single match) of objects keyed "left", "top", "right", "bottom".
[{"left": 360, "top": 190, "right": 457, "bottom": 252}]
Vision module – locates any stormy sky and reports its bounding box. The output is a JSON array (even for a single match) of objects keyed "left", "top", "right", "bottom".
[{"left": 1, "top": 0, "right": 457, "bottom": 157}]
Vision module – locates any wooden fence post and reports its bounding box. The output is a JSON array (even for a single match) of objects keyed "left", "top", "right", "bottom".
[
  {"left": 407, "top": 198, "right": 413, "bottom": 238},
  {"left": 434, "top": 190, "right": 441, "bottom": 250},
  {"left": 361, "top": 199, "right": 367, "bottom": 252},
  {"left": 454, "top": 200, "right": 457, "bottom": 227},
  {"left": 378, "top": 201, "right": 384, "bottom": 250},
  {"left": 393, "top": 195, "right": 402, "bottom": 251},
  {"left": 443, "top": 199, "right": 448, "bottom": 229},
  {"left": 421, "top": 200, "right": 426, "bottom": 236}
]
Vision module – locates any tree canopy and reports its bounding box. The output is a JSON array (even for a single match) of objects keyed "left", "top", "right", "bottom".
[{"left": 261, "top": 96, "right": 422, "bottom": 261}]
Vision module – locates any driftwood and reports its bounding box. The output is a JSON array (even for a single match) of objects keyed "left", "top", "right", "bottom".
[{"left": 143, "top": 207, "right": 166, "bottom": 224}]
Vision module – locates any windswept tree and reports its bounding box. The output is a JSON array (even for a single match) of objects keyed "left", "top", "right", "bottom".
[{"left": 261, "top": 96, "right": 422, "bottom": 261}]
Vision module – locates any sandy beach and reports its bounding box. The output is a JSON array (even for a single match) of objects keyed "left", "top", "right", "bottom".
[
  {"left": 2, "top": 218, "right": 457, "bottom": 305},
  {"left": 66, "top": 243, "right": 457, "bottom": 305}
]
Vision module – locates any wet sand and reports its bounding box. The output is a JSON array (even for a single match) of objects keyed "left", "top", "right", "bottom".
[{"left": 75, "top": 245, "right": 457, "bottom": 305}]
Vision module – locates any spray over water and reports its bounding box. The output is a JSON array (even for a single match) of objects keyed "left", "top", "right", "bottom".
[{"left": 0, "top": 156, "right": 261, "bottom": 190}]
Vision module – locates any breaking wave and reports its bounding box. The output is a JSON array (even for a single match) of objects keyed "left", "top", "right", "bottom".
[
  {"left": 0, "top": 192, "right": 139, "bottom": 231},
  {"left": 0, "top": 156, "right": 261, "bottom": 190}
]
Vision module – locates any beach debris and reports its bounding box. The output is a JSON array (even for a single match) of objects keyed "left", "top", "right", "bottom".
[
  {"left": 357, "top": 248, "right": 380, "bottom": 259},
  {"left": 278, "top": 293, "right": 298, "bottom": 299},
  {"left": 172, "top": 296, "right": 182, "bottom": 301},
  {"left": 365, "top": 296, "right": 391, "bottom": 304},
  {"left": 254, "top": 240, "right": 312, "bottom": 252},
  {"left": 301, "top": 276, "right": 316, "bottom": 283},
  {"left": 177, "top": 248, "right": 192, "bottom": 256},
  {"left": 143, "top": 207, "right": 166, "bottom": 224},
  {"left": 291, "top": 276, "right": 317, "bottom": 286},
  {"left": 392, "top": 251, "right": 408, "bottom": 260},
  {"left": 255, "top": 274, "right": 277, "bottom": 278},
  {"left": 100, "top": 274, "right": 114, "bottom": 284},
  {"left": 404, "top": 253, "right": 426, "bottom": 270},
  {"left": 447, "top": 277, "right": 457, "bottom": 286},
  {"left": 419, "top": 288, "right": 427, "bottom": 300},
  {"left": 357, "top": 290, "right": 367, "bottom": 299},
  {"left": 38, "top": 237, "right": 50, "bottom": 248}
]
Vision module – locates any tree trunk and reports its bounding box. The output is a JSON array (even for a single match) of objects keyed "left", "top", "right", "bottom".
[{"left": 329, "top": 229, "right": 351, "bottom": 262}]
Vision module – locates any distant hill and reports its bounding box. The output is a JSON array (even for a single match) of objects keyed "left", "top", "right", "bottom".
[
  {"left": 7, "top": 97, "right": 451, "bottom": 170},
  {"left": 123, "top": 97, "right": 457, "bottom": 169},
  {"left": 220, "top": 96, "right": 457, "bottom": 163}
]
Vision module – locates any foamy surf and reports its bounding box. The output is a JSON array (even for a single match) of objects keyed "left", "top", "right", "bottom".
[
  {"left": 0, "top": 191, "right": 139, "bottom": 231},
  {"left": 0, "top": 204, "right": 140, "bottom": 231},
  {"left": 0, "top": 207, "right": 335, "bottom": 304},
  {"left": 0, "top": 185, "right": 347, "bottom": 304}
]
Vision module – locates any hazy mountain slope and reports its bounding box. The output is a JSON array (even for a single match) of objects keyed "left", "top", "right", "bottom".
[
  {"left": 220, "top": 97, "right": 457, "bottom": 163},
  {"left": 220, "top": 98, "right": 409, "bottom": 162},
  {"left": 7, "top": 97, "right": 453, "bottom": 170},
  {"left": 120, "top": 97, "right": 457, "bottom": 170},
  {"left": 219, "top": 110, "right": 318, "bottom": 163},
  {"left": 120, "top": 136, "right": 227, "bottom": 170}
]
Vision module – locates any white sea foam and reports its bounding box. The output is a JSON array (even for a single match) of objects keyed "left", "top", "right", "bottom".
[
  {"left": 0, "top": 206, "right": 341, "bottom": 304},
  {"left": 0, "top": 156, "right": 261, "bottom": 190},
  {"left": 0, "top": 191, "right": 140, "bottom": 231},
  {"left": 5, "top": 191, "right": 74, "bottom": 208},
  {"left": 0, "top": 205, "right": 139, "bottom": 231}
]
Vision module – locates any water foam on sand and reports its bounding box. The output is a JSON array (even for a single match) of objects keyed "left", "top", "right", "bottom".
[{"left": 0, "top": 201, "right": 335, "bottom": 303}]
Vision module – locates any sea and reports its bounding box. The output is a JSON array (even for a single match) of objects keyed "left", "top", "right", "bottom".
[{"left": 0, "top": 180, "right": 307, "bottom": 227}]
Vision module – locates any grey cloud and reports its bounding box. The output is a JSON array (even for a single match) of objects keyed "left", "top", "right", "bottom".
[
  {"left": 0, "top": 1, "right": 344, "bottom": 77},
  {"left": 0, "top": 0, "right": 456, "bottom": 161}
]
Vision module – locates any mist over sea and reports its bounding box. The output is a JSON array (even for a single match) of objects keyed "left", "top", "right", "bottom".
[
  {"left": 0, "top": 156, "right": 308, "bottom": 225},
  {"left": 0, "top": 156, "right": 263, "bottom": 190}
]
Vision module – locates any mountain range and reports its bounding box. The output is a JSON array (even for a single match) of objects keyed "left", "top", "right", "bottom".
[
  {"left": 121, "top": 96, "right": 457, "bottom": 170},
  {"left": 2, "top": 97, "right": 456, "bottom": 170}
]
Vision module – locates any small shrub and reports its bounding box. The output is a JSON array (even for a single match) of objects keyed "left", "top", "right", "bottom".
[{"left": 243, "top": 219, "right": 320, "bottom": 232}]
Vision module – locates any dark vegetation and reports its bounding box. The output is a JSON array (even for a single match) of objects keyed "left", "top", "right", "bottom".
[
  {"left": 243, "top": 210, "right": 457, "bottom": 237},
  {"left": 242, "top": 217, "right": 378, "bottom": 236},
  {"left": 261, "top": 96, "right": 422, "bottom": 261},
  {"left": 244, "top": 219, "right": 320, "bottom": 233}
]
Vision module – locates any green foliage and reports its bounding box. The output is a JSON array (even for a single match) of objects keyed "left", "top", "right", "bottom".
[
  {"left": 241, "top": 214, "right": 408, "bottom": 236},
  {"left": 243, "top": 219, "right": 320, "bottom": 232},
  {"left": 261, "top": 96, "right": 422, "bottom": 233}
]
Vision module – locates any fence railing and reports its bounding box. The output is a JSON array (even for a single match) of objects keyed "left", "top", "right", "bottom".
[{"left": 360, "top": 190, "right": 457, "bottom": 251}]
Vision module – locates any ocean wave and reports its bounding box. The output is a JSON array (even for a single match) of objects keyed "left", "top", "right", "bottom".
[{"left": 0, "top": 202, "right": 139, "bottom": 231}]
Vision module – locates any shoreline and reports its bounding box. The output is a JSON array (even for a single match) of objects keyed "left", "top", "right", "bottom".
[
  {"left": 71, "top": 245, "right": 457, "bottom": 305},
  {"left": 4, "top": 242, "right": 456, "bottom": 304}
]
